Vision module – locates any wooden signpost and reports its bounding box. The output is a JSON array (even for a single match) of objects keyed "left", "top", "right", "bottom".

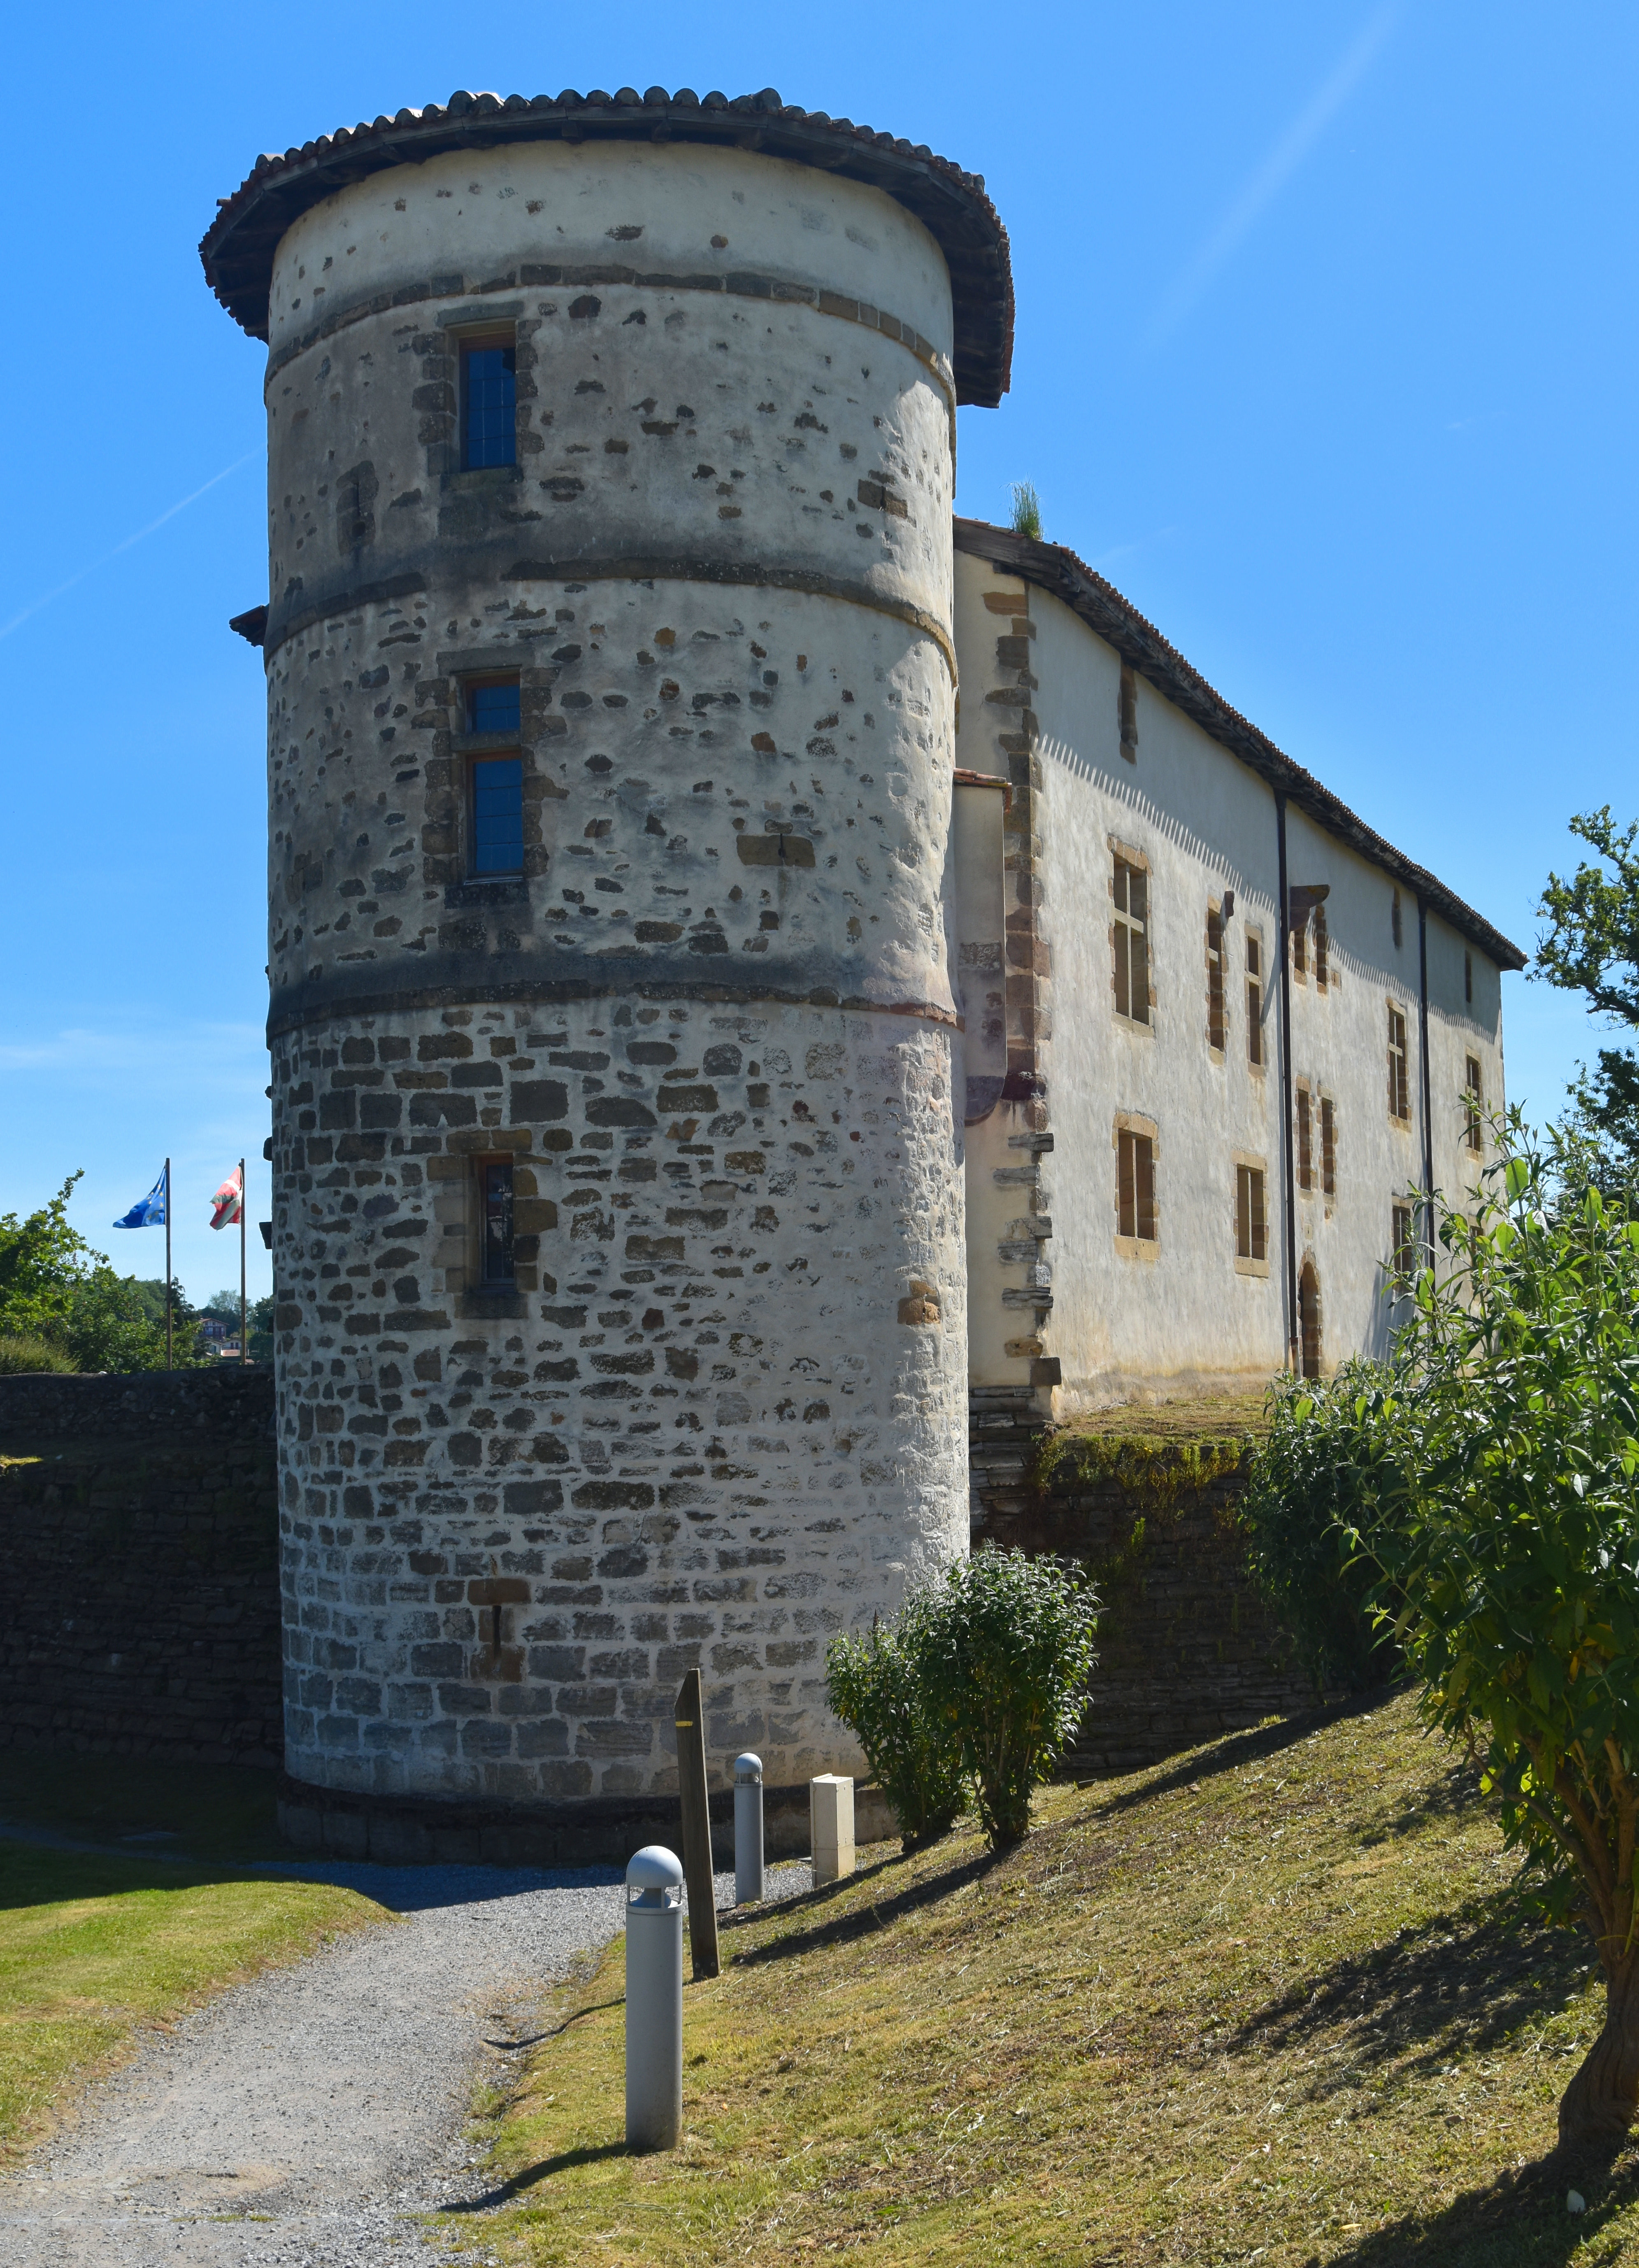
[{"left": 673, "top": 1667, "right": 721, "bottom": 1980}]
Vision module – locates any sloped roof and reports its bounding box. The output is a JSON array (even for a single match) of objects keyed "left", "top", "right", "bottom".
[
  {"left": 200, "top": 85, "right": 1014, "bottom": 407},
  {"left": 956, "top": 517, "right": 1525, "bottom": 970}
]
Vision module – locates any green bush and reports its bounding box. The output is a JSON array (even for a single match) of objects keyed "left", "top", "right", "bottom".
[
  {"left": 824, "top": 1603, "right": 966, "bottom": 1850},
  {"left": 918, "top": 1547, "right": 1100, "bottom": 1851},
  {"left": 0, "top": 1334, "right": 76, "bottom": 1376},
  {"left": 1239, "top": 1361, "right": 1407, "bottom": 1691}
]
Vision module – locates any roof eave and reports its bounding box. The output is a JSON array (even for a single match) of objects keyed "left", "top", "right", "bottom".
[{"left": 954, "top": 517, "right": 1526, "bottom": 973}]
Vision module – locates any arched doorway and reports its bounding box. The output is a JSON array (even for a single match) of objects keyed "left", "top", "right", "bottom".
[{"left": 1298, "top": 1260, "right": 1323, "bottom": 1381}]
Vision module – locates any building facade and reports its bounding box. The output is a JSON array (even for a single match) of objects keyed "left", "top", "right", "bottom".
[{"left": 204, "top": 86, "right": 1519, "bottom": 1853}]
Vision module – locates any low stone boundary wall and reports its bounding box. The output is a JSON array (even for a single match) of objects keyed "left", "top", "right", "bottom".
[
  {"left": 0, "top": 1370, "right": 281, "bottom": 1767},
  {"left": 969, "top": 1388, "right": 1315, "bottom": 1774}
]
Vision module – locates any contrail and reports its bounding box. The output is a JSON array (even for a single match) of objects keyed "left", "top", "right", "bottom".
[
  {"left": 0, "top": 449, "right": 260, "bottom": 643},
  {"left": 1144, "top": 5, "right": 1400, "bottom": 352}
]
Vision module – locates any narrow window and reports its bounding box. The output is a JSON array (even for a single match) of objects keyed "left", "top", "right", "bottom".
[
  {"left": 1320, "top": 1096, "right": 1336, "bottom": 1198},
  {"left": 1296, "top": 1085, "right": 1312, "bottom": 1192},
  {"left": 1206, "top": 903, "right": 1226, "bottom": 1052},
  {"left": 1314, "top": 903, "right": 1329, "bottom": 992},
  {"left": 480, "top": 1157, "right": 515, "bottom": 1284},
  {"left": 1465, "top": 950, "right": 1474, "bottom": 1004},
  {"left": 1291, "top": 904, "right": 1307, "bottom": 981},
  {"left": 1465, "top": 1054, "right": 1483, "bottom": 1152},
  {"left": 467, "top": 678, "right": 521, "bottom": 736},
  {"left": 1392, "top": 888, "right": 1404, "bottom": 950},
  {"left": 1236, "top": 1164, "right": 1267, "bottom": 1263},
  {"left": 1113, "top": 857, "right": 1150, "bottom": 1026},
  {"left": 1246, "top": 934, "right": 1263, "bottom": 1066},
  {"left": 1117, "top": 1128, "right": 1157, "bottom": 1241},
  {"left": 1391, "top": 1202, "right": 1416, "bottom": 1273},
  {"left": 460, "top": 332, "right": 517, "bottom": 470},
  {"left": 1118, "top": 665, "right": 1138, "bottom": 764},
  {"left": 471, "top": 757, "right": 524, "bottom": 875},
  {"left": 1388, "top": 1003, "right": 1410, "bottom": 1122}
]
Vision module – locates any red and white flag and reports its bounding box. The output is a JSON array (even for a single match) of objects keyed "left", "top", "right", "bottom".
[{"left": 209, "top": 1165, "right": 244, "bottom": 1230}]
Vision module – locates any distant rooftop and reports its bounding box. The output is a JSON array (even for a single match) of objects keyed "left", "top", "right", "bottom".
[{"left": 200, "top": 85, "right": 1015, "bottom": 408}]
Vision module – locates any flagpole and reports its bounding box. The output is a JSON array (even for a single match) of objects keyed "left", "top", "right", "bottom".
[
  {"left": 164, "top": 1157, "right": 172, "bottom": 1371},
  {"left": 239, "top": 1158, "right": 247, "bottom": 1367}
]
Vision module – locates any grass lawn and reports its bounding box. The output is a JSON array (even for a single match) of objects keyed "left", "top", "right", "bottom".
[
  {"left": 0, "top": 1767, "right": 385, "bottom": 2158},
  {"left": 455, "top": 1689, "right": 1638, "bottom": 2266}
]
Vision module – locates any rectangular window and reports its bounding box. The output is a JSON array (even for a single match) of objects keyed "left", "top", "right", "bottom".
[
  {"left": 1236, "top": 1163, "right": 1267, "bottom": 1264},
  {"left": 1465, "top": 1054, "right": 1483, "bottom": 1152},
  {"left": 1314, "top": 903, "right": 1330, "bottom": 992},
  {"left": 467, "top": 678, "right": 521, "bottom": 736},
  {"left": 472, "top": 756, "right": 524, "bottom": 875},
  {"left": 1206, "top": 903, "right": 1226, "bottom": 1052},
  {"left": 1465, "top": 950, "right": 1474, "bottom": 1004},
  {"left": 1391, "top": 1202, "right": 1416, "bottom": 1273},
  {"left": 480, "top": 1157, "right": 515, "bottom": 1284},
  {"left": 1246, "top": 934, "right": 1263, "bottom": 1066},
  {"left": 1388, "top": 1003, "right": 1410, "bottom": 1122},
  {"left": 1321, "top": 1096, "right": 1336, "bottom": 1198},
  {"left": 1292, "top": 907, "right": 1307, "bottom": 980},
  {"left": 1296, "top": 1085, "right": 1312, "bottom": 1192},
  {"left": 1113, "top": 857, "right": 1150, "bottom": 1025},
  {"left": 460, "top": 334, "right": 517, "bottom": 470},
  {"left": 1118, "top": 664, "right": 1138, "bottom": 764},
  {"left": 1117, "top": 1127, "right": 1157, "bottom": 1241}
]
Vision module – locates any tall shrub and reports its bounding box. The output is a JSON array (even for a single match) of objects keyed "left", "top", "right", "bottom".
[
  {"left": 825, "top": 1601, "right": 966, "bottom": 1849},
  {"left": 1239, "top": 1361, "right": 1406, "bottom": 1691},
  {"left": 918, "top": 1547, "right": 1100, "bottom": 1851}
]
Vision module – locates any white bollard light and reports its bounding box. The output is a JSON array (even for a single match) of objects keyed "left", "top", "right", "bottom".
[
  {"left": 810, "top": 1773, "right": 856, "bottom": 1885},
  {"left": 733, "top": 1751, "right": 765, "bottom": 1905},
  {"left": 625, "top": 1844, "right": 684, "bottom": 2151}
]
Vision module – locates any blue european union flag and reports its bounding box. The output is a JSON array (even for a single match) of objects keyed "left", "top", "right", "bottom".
[{"left": 114, "top": 1167, "right": 168, "bottom": 1229}]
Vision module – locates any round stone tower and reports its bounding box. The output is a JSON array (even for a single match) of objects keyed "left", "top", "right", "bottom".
[{"left": 202, "top": 86, "right": 1012, "bottom": 1858}]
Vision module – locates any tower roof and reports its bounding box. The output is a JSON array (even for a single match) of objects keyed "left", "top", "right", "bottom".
[{"left": 200, "top": 85, "right": 1015, "bottom": 408}]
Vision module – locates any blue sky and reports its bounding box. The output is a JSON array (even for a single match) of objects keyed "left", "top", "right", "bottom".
[{"left": 2, "top": 1, "right": 1633, "bottom": 1304}]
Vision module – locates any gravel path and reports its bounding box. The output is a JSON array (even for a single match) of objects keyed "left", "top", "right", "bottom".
[{"left": 0, "top": 1855, "right": 811, "bottom": 2268}]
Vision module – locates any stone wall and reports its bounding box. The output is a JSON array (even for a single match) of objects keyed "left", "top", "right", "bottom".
[
  {"left": 0, "top": 1371, "right": 282, "bottom": 1766},
  {"left": 969, "top": 1387, "right": 1314, "bottom": 1774}
]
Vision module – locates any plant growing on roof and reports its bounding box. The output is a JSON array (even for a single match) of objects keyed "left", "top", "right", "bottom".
[
  {"left": 917, "top": 1546, "right": 1099, "bottom": 1851},
  {"left": 824, "top": 1600, "right": 966, "bottom": 1850},
  {"left": 1009, "top": 481, "right": 1042, "bottom": 540}
]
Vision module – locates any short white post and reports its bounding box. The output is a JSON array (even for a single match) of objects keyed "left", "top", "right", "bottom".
[
  {"left": 810, "top": 1773, "right": 856, "bottom": 1885},
  {"left": 733, "top": 1751, "right": 765, "bottom": 1905},
  {"left": 625, "top": 1844, "right": 684, "bottom": 2151}
]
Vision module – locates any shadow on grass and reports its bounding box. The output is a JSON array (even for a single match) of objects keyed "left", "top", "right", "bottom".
[
  {"left": 1316, "top": 2140, "right": 1639, "bottom": 2267},
  {"left": 445, "top": 2140, "right": 631, "bottom": 2211},
  {"left": 1230, "top": 1898, "right": 1589, "bottom": 2086},
  {"left": 482, "top": 1998, "right": 625, "bottom": 2053},
  {"left": 728, "top": 1846, "right": 1001, "bottom": 1968},
  {"left": 1079, "top": 1687, "right": 1400, "bottom": 1821}
]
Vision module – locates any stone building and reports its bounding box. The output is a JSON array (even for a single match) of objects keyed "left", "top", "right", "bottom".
[{"left": 203, "top": 85, "right": 1520, "bottom": 1857}]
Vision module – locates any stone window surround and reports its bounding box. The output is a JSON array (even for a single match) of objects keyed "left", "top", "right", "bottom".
[
  {"left": 1387, "top": 998, "right": 1412, "bottom": 1128},
  {"left": 1244, "top": 923, "right": 1268, "bottom": 1074},
  {"left": 1112, "top": 1110, "right": 1159, "bottom": 1261},
  {"left": 1233, "top": 1150, "right": 1271, "bottom": 1278},
  {"left": 1205, "top": 892, "right": 1228, "bottom": 1057},
  {"left": 1108, "top": 834, "right": 1155, "bottom": 1034}
]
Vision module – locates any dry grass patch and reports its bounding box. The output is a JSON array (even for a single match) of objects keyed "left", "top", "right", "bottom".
[{"left": 456, "top": 1691, "right": 1639, "bottom": 2266}]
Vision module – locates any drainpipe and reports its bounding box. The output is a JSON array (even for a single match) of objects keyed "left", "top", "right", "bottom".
[
  {"left": 1417, "top": 896, "right": 1435, "bottom": 1262},
  {"left": 1275, "top": 793, "right": 1299, "bottom": 1370}
]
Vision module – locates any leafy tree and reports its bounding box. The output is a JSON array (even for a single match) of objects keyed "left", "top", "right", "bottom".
[
  {"left": 917, "top": 1547, "right": 1100, "bottom": 1851},
  {"left": 247, "top": 1294, "right": 274, "bottom": 1365},
  {"left": 1537, "top": 807, "right": 1639, "bottom": 1181},
  {"left": 0, "top": 1176, "right": 206, "bottom": 1370},
  {"left": 1307, "top": 1118, "right": 1639, "bottom": 2147},
  {"left": 0, "top": 1174, "right": 95, "bottom": 1337},
  {"left": 58, "top": 1270, "right": 172, "bottom": 1372},
  {"left": 1240, "top": 1362, "right": 1405, "bottom": 1693},
  {"left": 825, "top": 1603, "right": 967, "bottom": 1850}
]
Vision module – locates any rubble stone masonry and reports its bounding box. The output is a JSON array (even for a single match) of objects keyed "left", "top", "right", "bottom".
[{"left": 257, "top": 138, "right": 970, "bottom": 1816}]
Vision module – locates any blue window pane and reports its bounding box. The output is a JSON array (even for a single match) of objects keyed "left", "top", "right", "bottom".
[
  {"left": 482, "top": 1159, "right": 514, "bottom": 1283},
  {"left": 462, "top": 345, "right": 516, "bottom": 468},
  {"left": 467, "top": 680, "right": 521, "bottom": 736},
  {"left": 472, "top": 757, "right": 523, "bottom": 874}
]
